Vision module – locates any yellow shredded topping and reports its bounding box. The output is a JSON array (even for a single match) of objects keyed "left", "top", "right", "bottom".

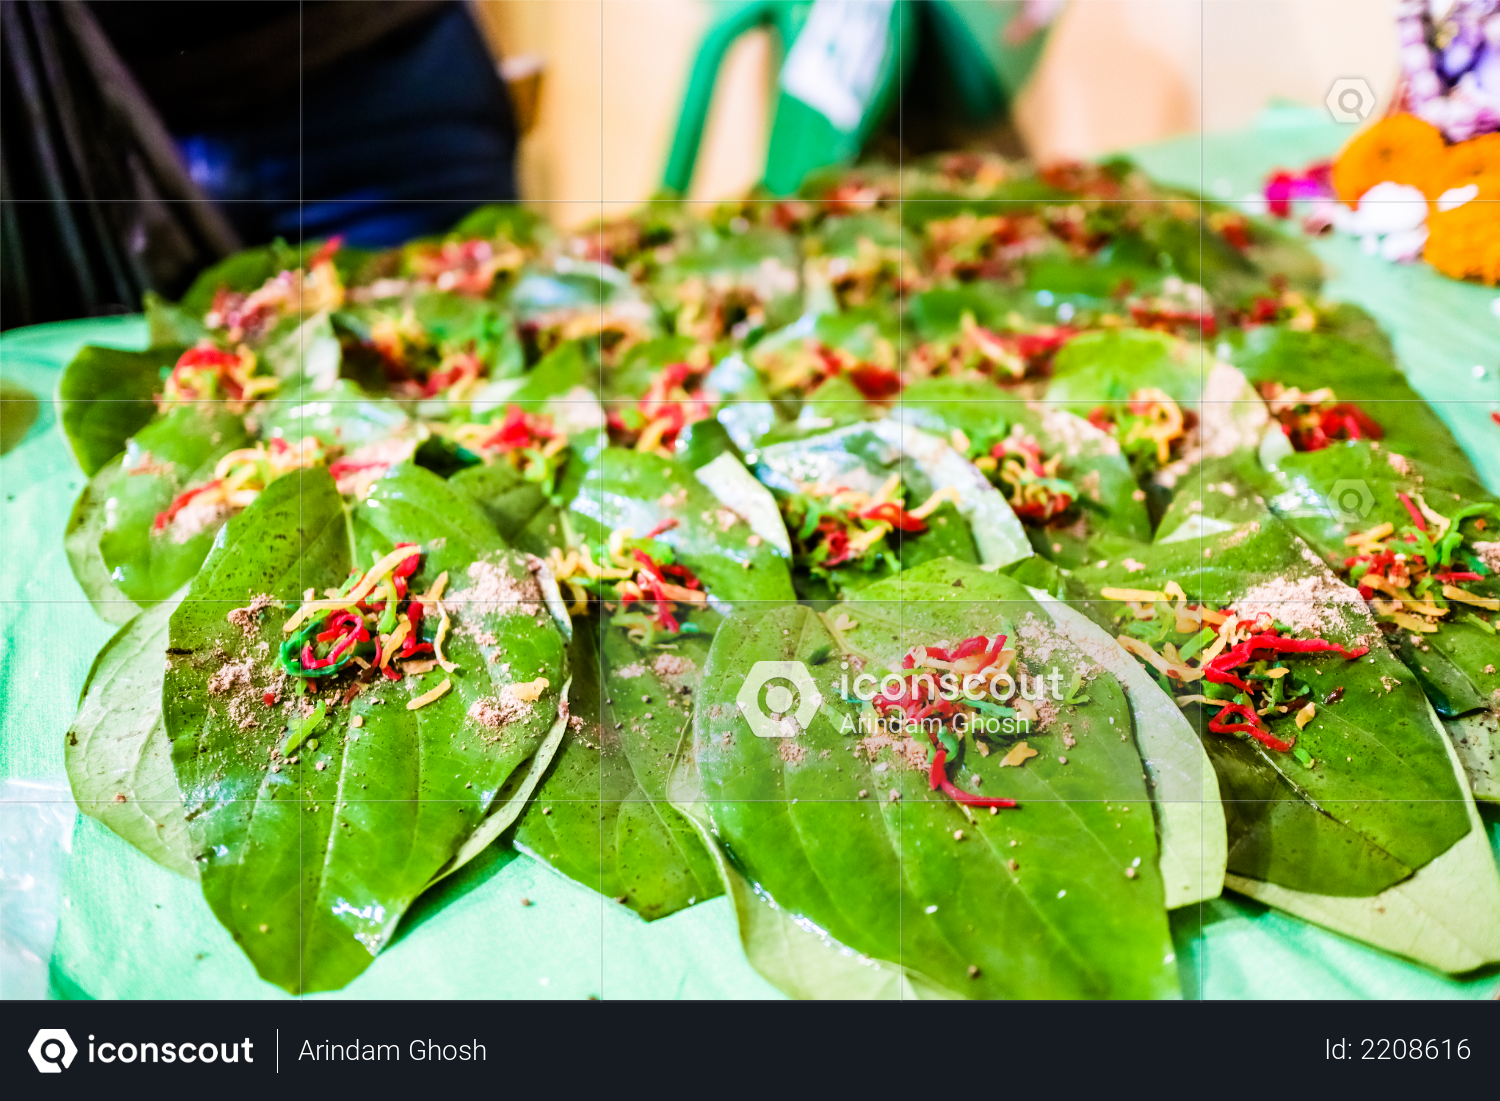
[
  {"left": 379, "top": 620, "right": 411, "bottom": 668},
  {"left": 1443, "top": 584, "right": 1500, "bottom": 611},
  {"left": 282, "top": 544, "right": 422, "bottom": 633},
  {"left": 508, "top": 677, "right": 550, "bottom": 703},
  {"left": 1103, "top": 587, "right": 1169, "bottom": 603},
  {"left": 406, "top": 678, "right": 452, "bottom": 711},
  {"left": 433, "top": 601, "right": 457, "bottom": 673}
]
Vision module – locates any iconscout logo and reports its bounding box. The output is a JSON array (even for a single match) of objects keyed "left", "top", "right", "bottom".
[
  {"left": 29, "top": 1029, "right": 78, "bottom": 1073},
  {"left": 27, "top": 1028, "right": 254, "bottom": 1072},
  {"left": 737, "top": 661, "right": 823, "bottom": 737}
]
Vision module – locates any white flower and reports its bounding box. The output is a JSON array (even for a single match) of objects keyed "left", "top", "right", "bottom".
[{"left": 1331, "top": 182, "right": 1430, "bottom": 263}]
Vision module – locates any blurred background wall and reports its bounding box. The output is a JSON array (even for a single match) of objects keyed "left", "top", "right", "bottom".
[{"left": 475, "top": 0, "right": 1401, "bottom": 226}]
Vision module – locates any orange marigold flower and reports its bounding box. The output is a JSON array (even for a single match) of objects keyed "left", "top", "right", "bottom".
[
  {"left": 1331, "top": 113, "right": 1447, "bottom": 206},
  {"left": 1424, "top": 174, "right": 1500, "bottom": 285},
  {"left": 1429, "top": 132, "right": 1500, "bottom": 197}
]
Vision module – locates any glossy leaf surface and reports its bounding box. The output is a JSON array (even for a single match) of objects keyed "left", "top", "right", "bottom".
[
  {"left": 87, "top": 406, "right": 253, "bottom": 608},
  {"left": 689, "top": 561, "right": 1179, "bottom": 998},
  {"left": 58, "top": 345, "right": 175, "bottom": 475},
  {"left": 1231, "top": 328, "right": 1475, "bottom": 478},
  {"left": 1258, "top": 441, "right": 1500, "bottom": 725},
  {"left": 1068, "top": 514, "right": 1471, "bottom": 896},
  {"left": 164, "top": 466, "right": 567, "bottom": 992},
  {"left": 65, "top": 592, "right": 196, "bottom": 879}
]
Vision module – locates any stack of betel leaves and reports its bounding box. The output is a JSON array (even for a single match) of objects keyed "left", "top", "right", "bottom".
[{"left": 59, "top": 153, "right": 1500, "bottom": 997}]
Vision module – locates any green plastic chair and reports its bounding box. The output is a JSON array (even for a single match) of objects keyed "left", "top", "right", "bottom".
[{"left": 662, "top": 0, "right": 1056, "bottom": 197}]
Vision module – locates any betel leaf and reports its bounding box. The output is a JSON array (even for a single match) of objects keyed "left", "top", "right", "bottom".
[
  {"left": 163, "top": 466, "right": 569, "bottom": 992},
  {"left": 1444, "top": 712, "right": 1499, "bottom": 804},
  {"left": 64, "top": 454, "right": 141, "bottom": 626},
  {"left": 177, "top": 238, "right": 304, "bottom": 317},
  {"left": 907, "top": 283, "right": 1041, "bottom": 339},
  {"left": 1152, "top": 455, "right": 1271, "bottom": 546},
  {"left": 896, "top": 381, "right": 1152, "bottom": 565},
  {"left": 704, "top": 353, "right": 777, "bottom": 452},
  {"left": 252, "top": 380, "right": 411, "bottom": 452},
  {"left": 1227, "top": 698, "right": 1500, "bottom": 973},
  {"left": 449, "top": 202, "right": 544, "bottom": 246},
  {"left": 58, "top": 345, "right": 177, "bottom": 476},
  {"left": 606, "top": 336, "right": 700, "bottom": 399},
  {"left": 65, "top": 591, "right": 197, "bottom": 879},
  {"left": 1066, "top": 513, "right": 1474, "bottom": 900},
  {"left": 513, "top": 620, "right": 722, "bottom": 919},
  {"left": 262, "top": 311, "right": 342, "bottom": 395},
  {"left": 143, "top": 290, "right": 210, "bottom": 348},
  {"left": 85, "top": 406, "right": 253, "bottom": 609},
  {"left": 451, "top": 459, "right": 563, "bottom": 555},
  {"left": 1230, "top": 327, "right": 1476, "bottom": 479},
  {"left": 573, "top": 449, "right": 793, "bottom": 796},
  {"left": 1047, "top": 330, "right": 1204, "bottom": 409},
  {"left": 469, "top": 341, "right": 599, "bottom": 418},
  {"left": 513, "top": 448, "right": 794, "bottom": 910},
  {"left": 411, "top": 290, "right": 519, "bottom": 370},
  {"left": 1138, "top": 209, "right": 1262, "bottom": 302},
  {"left": 1025, "top": 588, "right": 1226, "bottom": 908},
  {"left": 670, "top": 748, "right": 947, "bottom": 999},
  {"left": 1256, "top": 440, "right": 1500, "bottom": 734},
  {"left": 687, "top": 563, "right": 1180, "bottom": 999},
  {"left": 752, "top": 420, "right": 1030, "bottom": 599},
  {"left": 566, "top": 447, "right": 796, "bottom": 615}
]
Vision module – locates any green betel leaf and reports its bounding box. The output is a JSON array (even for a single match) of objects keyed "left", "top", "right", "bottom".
[
  {"left": 469, "top": 341, "right": 597, "bottom": 417},
  {"left": 670, "top": 748, "right": 948, "bottom": 999},
  {"left": 252, "top": 380, "right": 411, "bottom": 452},
  {"left": 143, "top": 289, "right": 209, "bottom": 348},
  {"left": 262, "top": 311, "right": 343, "bottom": 394},
  {"left": 177, "top": 238, "right": 304, "bottom": 317},
  {"left": 1231, "top": 327, "right": 1476, "bottom": 479},
  {"left": 510, "top": 448, "right": 791, "bottom": 914},
  {"left": 451, "top": 460, "right": 563, "bottom": 556},
  {"left": 450, "top": 202, "right": 543, "bottom": 245},
  {"left": 65, "top": 454, "right": 142, "bottom": 626},
  {"left": 513, "top": 621, "right": 722, "bottom": 919},
  {"left": 74, "top": 406, "right": 253, "bottom": 611},
  {"left": 66, "top": 591, "right": 197, "bottom": 879},
  {"left": 1226, "top": 698, "right": 1500, "bottom": 973},
  {"left": 1444, "top": 712, "right": 1499, "bottom": 803},
  {"left": 896, "top": 381, "right": 1152, "bottom": 566},
  {"left": 1066, "top": 515, "right": 1477, "bottom": 910},
  {"left": 566, "top": 447, "right": 796, "bottom": 610},
  {"left": 58, "top": 345, "right": 177, "bottom": 475},
  {"left": 1254, "top": 441, "right": 1500, "bottom": 745},
  {"left": 1024, "top": 588, "right": 1226, "bottom": 908},
  {"left": 753, "top": 420, "right": 1030, "bottom": 600},
  {"left": 687, "top": 563, "right": 1179, "bottom": 999},
  {"left": 163, "top": 465, "right": 569, "bottom": 992},
  {"left": 1047, "top": 329, "right": 1204, "bottom": 411}
]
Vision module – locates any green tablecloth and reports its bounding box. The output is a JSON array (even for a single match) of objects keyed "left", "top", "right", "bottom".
[{"left": 3, "top": 110, "right": 1498, "bottom": 1000}]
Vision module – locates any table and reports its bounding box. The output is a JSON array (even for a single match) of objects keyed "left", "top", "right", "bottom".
[{"left": 3, "top": 110, "right": 1498, "bottom": 1000}]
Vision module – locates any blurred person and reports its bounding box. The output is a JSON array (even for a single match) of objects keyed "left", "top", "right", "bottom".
[{"left": 90, "top": 0, "right": 521, "bottom": 249}]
